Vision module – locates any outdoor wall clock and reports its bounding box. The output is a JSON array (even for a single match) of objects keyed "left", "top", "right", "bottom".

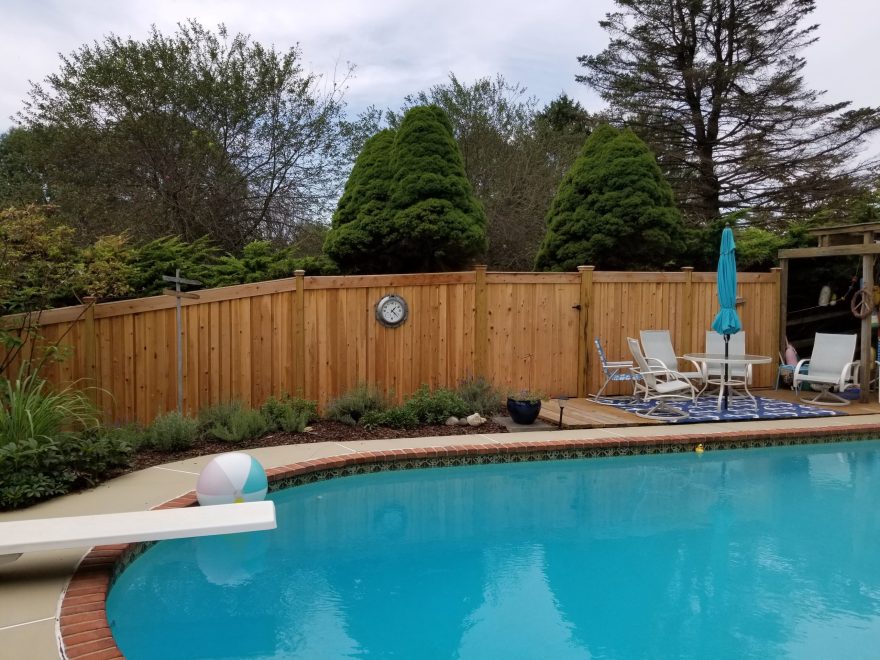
[{"left": 375, "top": 294, "right": 408, "bottom": 328}]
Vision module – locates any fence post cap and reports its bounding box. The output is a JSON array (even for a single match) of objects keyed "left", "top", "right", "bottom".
[{"left": 577, "top": 265, "right": 595, "bottom": 272}]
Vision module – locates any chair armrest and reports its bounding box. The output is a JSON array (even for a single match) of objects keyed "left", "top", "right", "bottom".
[
  {"left": 840, "top": 360, "right": 859, "bottom": 389},
  {"left": 605, "top": 360, "right": 634, "bottom": 368},
  {"left": 676, "top": 355, "right": 704, "bottom": 374}
]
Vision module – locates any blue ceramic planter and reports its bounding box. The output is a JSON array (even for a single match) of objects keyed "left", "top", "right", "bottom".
[{"left": 506, "top": 398, "right": 541, "bottom": 425}]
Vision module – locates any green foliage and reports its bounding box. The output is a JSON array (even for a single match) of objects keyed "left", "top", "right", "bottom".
[
  {"left": 0, "top": 429, "right": 134, "bottom": 510},
  {"left": 456, "top": 376, "right": 503, "bottom": 415},
  {"left": 128, "top": 236, "right": 220, "bottom": 296},
  {"left": 578, "top": 1, "right": 880, "bottom": 225},
  {"left": 17, "top": 20, "right": 361, "bottom": 250},
  {"left": 147, "top": 411, "right": 199, "bottom": 452},
  {"left": 199, "top": 400, "right": 267, "bottom": 443},
  {"left": 402, "top": 385, "right": 470, "bottom": 424},
  {"left": 361, "top": 405, "right": 419, "bottom": 430},
  {"left": 325, "top": 384, "right": 388, "bottom": 426},
  {"left": 0, "top": 368, "right": 99, "bottom": 445},
  {"left": 535, "top": 124, "right": 685, "bottom": 271},
  {"left": 506, "top": 390, "right": 545, "bottom": 404},
  {"left": 324, "top": 130, "right": 396, "bottom": 273},
  {"left": 326, "top": 106, "right": 487, "bottom": 274},
  {"left": 0, "top": 370, "right": 132, "bottom": 510},
  {"left": 0, "top": 205, "right": 77, "bottom": 313},
  {"left": 261, "top": 394, "right": 317, "bottom": 433}
]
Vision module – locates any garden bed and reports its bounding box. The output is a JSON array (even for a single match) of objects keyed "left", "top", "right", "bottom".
[{"left": 128, "top": 418, "right": 509, "bottom": 472}]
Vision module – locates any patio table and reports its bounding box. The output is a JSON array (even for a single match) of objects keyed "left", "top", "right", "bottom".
[{"left": 683, "top": 353, "right": 772, "bottom": 410}]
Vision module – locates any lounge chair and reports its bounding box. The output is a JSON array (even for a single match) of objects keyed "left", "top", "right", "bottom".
[
  {"left": 793, "top": 333, "right": 859, "bottom": 406},
  {"left": 640, "top": 330, "right": 706, "bottom": 390},
  {"left": 592, "top": 338, "right": 641, "bottom": 403},
  {"left": 0, "top": 501, "right": 276, "bottom": 564},
  {"left": 627, "top": 337, "right": 697, "bottom": 419}
]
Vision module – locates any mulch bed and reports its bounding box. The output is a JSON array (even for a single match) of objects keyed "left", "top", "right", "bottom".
[{"left": 129, "top": 418, "right": 509, "bottom": 472}]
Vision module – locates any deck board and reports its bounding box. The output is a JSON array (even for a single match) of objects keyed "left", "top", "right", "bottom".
[{"left": 539, "top": 389, "right": 880, "bottom": 429}]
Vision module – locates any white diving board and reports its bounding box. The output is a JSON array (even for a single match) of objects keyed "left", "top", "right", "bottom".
[{"left": 0, "top": 500, "right": 276, "bottom": 563}]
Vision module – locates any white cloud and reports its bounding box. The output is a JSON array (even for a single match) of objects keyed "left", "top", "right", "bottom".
[{"left": 0, "top": 0, "right": 876, "bottom": 160}]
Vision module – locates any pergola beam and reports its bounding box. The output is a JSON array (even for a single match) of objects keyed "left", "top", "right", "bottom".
[{"left": 778, "top": 244, "right": 880, "bottom": 259}]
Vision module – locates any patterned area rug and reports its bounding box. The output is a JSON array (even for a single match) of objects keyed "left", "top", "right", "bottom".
[{"left": 605, "top": 395, "right": 848, "bottom": 424}]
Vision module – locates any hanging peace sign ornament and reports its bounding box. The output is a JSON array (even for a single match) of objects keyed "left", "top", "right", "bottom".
[{"left": 376, "top": 294, "right": 408, "bottom": 328}]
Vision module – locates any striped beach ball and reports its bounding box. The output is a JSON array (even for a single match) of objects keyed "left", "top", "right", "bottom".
[{"left": 196, "top": 452, "right": 268, "bottom": 506}]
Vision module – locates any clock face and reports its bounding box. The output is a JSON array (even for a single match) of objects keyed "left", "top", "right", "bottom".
[{"left": 376, "top": 294, "right": 408, "bottom": 327}]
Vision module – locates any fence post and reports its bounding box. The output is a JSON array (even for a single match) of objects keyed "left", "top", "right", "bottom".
[
  {"left": 770, "top": 266, "right": 782, "bottom": 366},
  {"left": 776, "top": 261, "right": 788, "bottom": 364},
  {"left": 294, "top": 270, "right": 306, "bottom": 397},
  {"left": 681, "top": 267, "right": 694, "bottom": 355},
  {"left": 577, "top": 266, "right": 595, "bottom": 398},
  {"left": 83, "top": 297, "right": 98, "bottom": 407},
  {"left": 474, "top": 265, "right": 488, "bottom": 379}
]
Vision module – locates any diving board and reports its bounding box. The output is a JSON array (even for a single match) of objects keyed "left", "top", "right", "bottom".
[{"left": 0, "top": 500, "right": 276, "bottom": 562}]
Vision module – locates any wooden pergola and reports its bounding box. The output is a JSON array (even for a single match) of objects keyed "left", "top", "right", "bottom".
[{"left": 778, "top": 221, "right": 880, "bottom": 403}]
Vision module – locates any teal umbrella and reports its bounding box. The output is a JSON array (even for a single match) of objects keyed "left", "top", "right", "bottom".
[{"left": 711, "top": 226, "right": 742, "bottom": 409}]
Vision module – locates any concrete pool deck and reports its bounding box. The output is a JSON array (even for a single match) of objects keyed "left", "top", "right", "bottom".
[{"left": 2, "top": 414, "right": 880, "bottom": 659}]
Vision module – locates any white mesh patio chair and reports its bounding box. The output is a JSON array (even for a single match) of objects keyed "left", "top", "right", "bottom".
[
  {"left": 793, "top": 333, "right": 859, "bottom": 406},
  {"left": 704, "top": 331, "right": 751, "bottom": 389},
  {"left": 640, "top": 330, "right": 706, "bottom": 390},
  {"left": 627, "top": 337, "right": 697, "bottom": 419},
  {"left": 592, "top": 338, "right": 641, "bottom": 404}
]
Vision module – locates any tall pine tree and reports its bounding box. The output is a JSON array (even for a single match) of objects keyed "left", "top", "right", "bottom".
[
  {"left": 578, "top": 0, "right": 880, "bottom": 226},
  {"left": 535, "top": 124, "right": 684, "bottom": 271}
]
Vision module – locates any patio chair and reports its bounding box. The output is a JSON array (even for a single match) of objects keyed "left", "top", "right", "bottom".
[
  {"left": 793, "top": 333, "right": 859, "bottom": 406},
  {"left": 592, "top": 338, "right": 642, "bottom": 404},
  {"left": 640, "top": 330, "right": 706, "bottom": 389},
  {"left": 627, "top": 337, "right": 697, "bottom": 419},
  {"left": 704, "top": 330, "right": 751, "bottom": 389}
]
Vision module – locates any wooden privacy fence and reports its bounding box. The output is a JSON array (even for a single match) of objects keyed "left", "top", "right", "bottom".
[{"left": 2, "top": 267, "right": 781, "bottom": 425}]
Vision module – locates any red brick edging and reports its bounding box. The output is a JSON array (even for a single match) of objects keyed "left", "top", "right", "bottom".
[{"left": 57, "top": 423, "right": 880, "bottom": 658}]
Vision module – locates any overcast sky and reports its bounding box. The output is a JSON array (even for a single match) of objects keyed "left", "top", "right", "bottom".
[{"left": 1, "top": 0, "right": 878, "bottom": 156}]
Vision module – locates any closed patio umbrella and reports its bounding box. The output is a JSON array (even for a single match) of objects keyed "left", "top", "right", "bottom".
[{"left": 711, "top": 226, "right": 742, "bottom": 410}]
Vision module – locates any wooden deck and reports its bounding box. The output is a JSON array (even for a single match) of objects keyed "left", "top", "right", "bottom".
[{"left": 538, "top": 388, "right": 880, "bottom": 429}]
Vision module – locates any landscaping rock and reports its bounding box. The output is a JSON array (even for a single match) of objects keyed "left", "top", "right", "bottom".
[
  {"left": 467, "top": 413, "right": 486, "bottom": 426},
  {"left": 445, "top": 416, "right": 459, "bottom": 426}
]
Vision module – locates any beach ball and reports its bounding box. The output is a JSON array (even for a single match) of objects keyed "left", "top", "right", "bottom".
[{"left": 196, "top": 452, "right": 268, "bottom": 506}]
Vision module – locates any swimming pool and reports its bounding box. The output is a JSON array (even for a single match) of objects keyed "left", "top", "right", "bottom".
[{"left": 107, "top": 441, "right": 880, "bottom": 658}]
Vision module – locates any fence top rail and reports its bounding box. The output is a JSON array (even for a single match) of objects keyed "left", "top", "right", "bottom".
[{"left": 1, "top": 269, "right": 778, "bottom": 327}]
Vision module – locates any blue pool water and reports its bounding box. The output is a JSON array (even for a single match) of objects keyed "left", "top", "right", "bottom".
[{"left": 108, "top": 441, "right": 880, "bottom": 659}]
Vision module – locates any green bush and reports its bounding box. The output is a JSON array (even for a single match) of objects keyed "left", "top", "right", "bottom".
[
  {"left": 147, "top": 411, "right": 199, "bottom": 451},
  {"left": 0, "top": 369, "right": 99, "bottom": 445},
  {"left": 403, "top": 385, "right": 469, "bottom": 424},
  {"left": 200, "top": 400, "right": 267, "bottom": 443},
  {"left": 361, "top": 405, "right": 420, "bottom": 430},
  {"left": 325, "top": 384, "right": 388, "bottom": 426},
  {"left": 0, "top": 427, "right": 134, "bottom": 510},
  {"left": 261, "top": 394, "right": 318, "bottom": 433},
  {"left": 456, "top": 376, "right": 502, "bottom": 415}
]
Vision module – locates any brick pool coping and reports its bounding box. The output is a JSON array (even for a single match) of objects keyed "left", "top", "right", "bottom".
[{"left": 58, "top": 423, "right": 880, "bottom": 659}]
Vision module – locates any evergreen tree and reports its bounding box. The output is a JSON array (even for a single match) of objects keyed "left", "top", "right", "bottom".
[
  {"left": 326, "top": 106, "right": 486, "bottom": 274},
  {"left": 386, "top": 105, "right": 487, "bottom": 272},
  {"left": 323, "top": 130, "right": 396, "bottom": 273},
  {"left": 578, "top": 1, "right": 880, "bottom": 226},
  {"left": 535, "top": 124, "right": 684, "bottom": 271}
]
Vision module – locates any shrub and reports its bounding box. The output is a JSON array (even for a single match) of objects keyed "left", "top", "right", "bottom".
[
  {"left": 403, "top": 385, "right": 469, "bottom": 424},
  {"left": 361, "top": 406, "right": 419, "bottom": 430},
  {"left": 0, "top": 369, "right": 99, "bottom": 445},
  {"left": 325, "top": 384, "right": 388, "bottom": 426},
  {"left": 200, "top": 401, "right": 268, "bottom": 443},
  {"left": 147, "top": 411, "right": 199, "bottom": 452},
  {"left": 261, "top": 394, "right": 318, "bottom": 433},
  {"left": 456, "top": 376, "right": 503, "bottom": 415},
  {"left": 0, "top": 427, "right": 134, "bottom": 510}
]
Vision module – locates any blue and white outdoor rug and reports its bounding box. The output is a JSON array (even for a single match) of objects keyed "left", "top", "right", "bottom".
[{"left": 605, "top": 395, "right": 848, "bottom": 424}]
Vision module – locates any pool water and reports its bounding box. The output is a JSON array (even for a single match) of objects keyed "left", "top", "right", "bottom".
[{"left": 107, "top": 441, "right": 880, "bottom": 659}]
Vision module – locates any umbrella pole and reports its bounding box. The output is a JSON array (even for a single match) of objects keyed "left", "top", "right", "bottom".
[{"left": 723, "top": 334, "right": 730, "bottom": 410}]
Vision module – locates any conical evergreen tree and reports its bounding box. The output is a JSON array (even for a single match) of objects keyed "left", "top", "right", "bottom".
[
  {"left": 534, "top": 124, "right": 684, "bottom": 271},
  {"left": 386, "top": 105, "right": 486, "bottom": 272},
  {"left": 323, "top": 129, "right": 396, "bottom": 273}
]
